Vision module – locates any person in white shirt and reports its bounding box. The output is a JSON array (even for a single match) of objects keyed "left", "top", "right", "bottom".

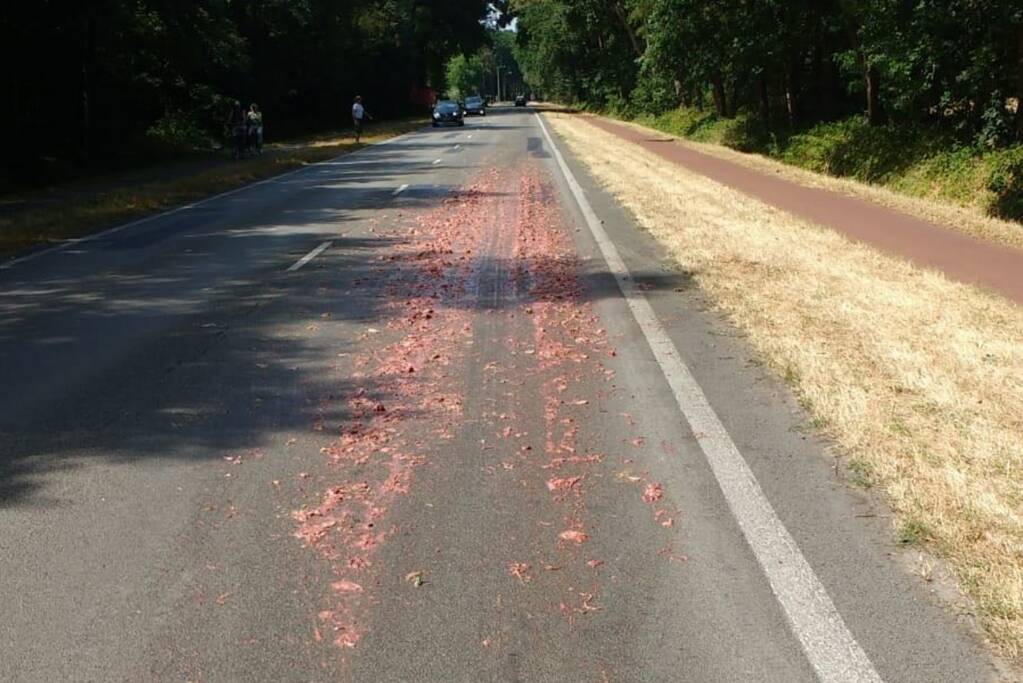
[{"left": 352, "top": 96, "right": 371, "bottom": 143}]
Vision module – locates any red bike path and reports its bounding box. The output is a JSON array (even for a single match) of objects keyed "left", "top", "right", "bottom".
[{"left": 585, "top": 116, "right": 1023, "bottom": 306}]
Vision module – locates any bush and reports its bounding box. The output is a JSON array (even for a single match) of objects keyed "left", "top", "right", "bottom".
[
  {"left": 778, "top": 118, "right": 920, "bottom": 182},
  {"left": 633, "top": 107, "right": 750, "bottom": 148},
  {"left": 987, "top": 148, "right": 1023, "bottom": 219},
  {"left": 630, "top": 68, "right": 678, "bottom": 116},
  {"left": 627, "top": 105, "right": 1023, "bottom": 223},
  {"left": 146, "top": 112, "right": 213, "bottom": 152}
]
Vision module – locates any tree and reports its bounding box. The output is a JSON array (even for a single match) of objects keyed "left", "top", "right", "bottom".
[
  {"left": 0, "top": 0, "right": 493, "bottom": 183},
  {"left": 445, "top": 53, "right": 489, "bottom": 98},
  {"left": 509, "top": 0, "right": 1023, "bottom": 144}
]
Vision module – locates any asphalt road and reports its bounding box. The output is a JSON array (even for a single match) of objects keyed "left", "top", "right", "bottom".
[{"left": 0, "top": 106, "right": 1004, "bottom": 682}]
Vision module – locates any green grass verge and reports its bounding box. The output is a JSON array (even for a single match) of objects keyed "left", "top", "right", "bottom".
[
  {"left": 0, "top": 118, "right": 426, "bottom": 258},
  {"left": 629, "top": 108, "right": 1023, "bottom": 223}
]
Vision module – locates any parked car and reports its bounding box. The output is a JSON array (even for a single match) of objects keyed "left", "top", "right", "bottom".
[
  {"left": 514, "top": 95, "right": 527, "bottom": 107},
  {"left": 464, "top": 95, "right": 486, "bottom": 116},
  {"left": 432, "top": 100, "right": 465, "bottom": 127}
]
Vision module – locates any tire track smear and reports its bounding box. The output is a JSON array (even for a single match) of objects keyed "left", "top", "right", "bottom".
[
  {"left": 292, "top": 163, "right": 680, "bottom": 670},
  {"left": 291, "top": 174, "right": 502, "bottom": 652}
]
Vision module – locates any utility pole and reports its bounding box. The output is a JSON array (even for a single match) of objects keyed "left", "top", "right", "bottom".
[{"left": 497, "top": 66, "right": 504, "bottom": 103}]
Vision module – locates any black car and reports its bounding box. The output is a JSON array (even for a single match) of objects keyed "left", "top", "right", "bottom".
[
  {"left": 464, "top": 96, "right": 486, "bottom": 116},
  {"left": 514, "top": 95, "right": 528, "bottom": 107},
  {"left": 432, "top": 100, "right": 464, "bottom": 127}
]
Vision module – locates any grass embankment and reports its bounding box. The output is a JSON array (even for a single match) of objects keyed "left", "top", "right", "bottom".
[
  {"left": 547, "top": 112, "right": 1023, "bottom": 659},
  {"left": 620, "top": 108, "right": 1023, "bottom": 249},
  {"left": 0, "top": 118, "right": 425, "bottom": 258}
]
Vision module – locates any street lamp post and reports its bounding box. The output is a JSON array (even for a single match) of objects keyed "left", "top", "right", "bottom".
[{"left": 496, "top": 66, "right": 504, "bottom": 103}]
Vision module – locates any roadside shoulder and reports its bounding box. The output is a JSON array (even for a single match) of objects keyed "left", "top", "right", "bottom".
[{"left": 544, "top": 110, "right": 1023, "bottom": 672}]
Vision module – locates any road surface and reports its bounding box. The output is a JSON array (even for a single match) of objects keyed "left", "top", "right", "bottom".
[{"left": 0, "top": 106, "right": 1002, "bottom": 681}]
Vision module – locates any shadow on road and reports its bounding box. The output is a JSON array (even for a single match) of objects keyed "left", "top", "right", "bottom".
[{"left": 0, "top": 112, "right": 690, "bottom": 507}]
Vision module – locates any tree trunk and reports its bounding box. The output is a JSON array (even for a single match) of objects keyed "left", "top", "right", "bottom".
[
  {"left": 836, "top": 3, "right": 883, "bottom": 126},
  {"left": 758, "top": 76, "right": 770, "bottom": 121},
  {"left": 817, "top": 45, "right": 839, "bottom": 121},
  {"left": 1016, "top": 22, "right": 1023, "bottom": 141},
  {"left": 80, "top": 16, "right": 95, "bottom": 160},
  {"left": 865, "top": 61, "right": 882, "bottom": 126},
  {"left": 611, "top": 2, "right": 644, "bottom": 58},
  {"left": 711, "top": 75, "right": 727, "bottom": 117},
  {"left": 784, "top": 65, "right": 799, "bottom": 126},
  {"left": 674, "top": 79, "right": 692, "bottom": 107},
  {"left": 726, "top": 80, "right": 739, "bottom": 118}
]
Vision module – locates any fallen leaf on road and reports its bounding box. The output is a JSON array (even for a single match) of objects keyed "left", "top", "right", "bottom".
[
  {"left": 546, "top": 476, "right": 583, "bottom": 492},
  {"left": 215, "top": 592, "right": 231, "bottom": 606},
  {"left": 579, "top": 592, "right": 602, "bottom": 613},
  {"left": 559, "top": 530, "right": 589, "bottom": 544},
  {"left": 642, "top": 482, "right": 664, "bottom": 503},
  {"left": 587, "top": 559, "right": 605, "bottom": 568},
  {"left": 508, "top": 562, "right": 531, "bottom": 583},
  {"left": 336, "top": 632, "right": 360, "bottom": 648},
  {"left": 332, "top": 579, "right": 364, "bottom": 593},
  {"left": 406, "top": 571, "right": 425, "bottom": 587}
]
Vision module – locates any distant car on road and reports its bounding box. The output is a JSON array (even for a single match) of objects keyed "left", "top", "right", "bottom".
[
  {"left": 515, "top": 95, "right": 528, "bottom": 107},
  {"left": 432, "top": 100, "right": 465, "bottom": 127},
  {"left": 464, "top": 96, "right": 486, "bottom": 116}
]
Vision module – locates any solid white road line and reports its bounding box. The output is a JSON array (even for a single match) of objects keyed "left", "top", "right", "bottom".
[
  {"left": 287, "top": 241, "right": 331, "bottom": 272},
  {"left": 536, "top": 112, "right": 884, "bottom": 683},
  {"left": 0, "top": 128, "right": 424, "bottom": 272},
  {"left": 392, "top": 184, "right": 409, "bottom": 197}
]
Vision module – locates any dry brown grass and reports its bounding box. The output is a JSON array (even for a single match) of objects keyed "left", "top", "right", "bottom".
[
  {"left": 600, "top": 115, "right": 1023, "bottom": 253},
  {"left": 0, "top": 119, "right": 425, "bottom": 257},
  {"left": 547, "top": 112, "right": 1023, "bottom": 659}
]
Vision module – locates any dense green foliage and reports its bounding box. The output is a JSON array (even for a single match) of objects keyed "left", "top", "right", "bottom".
[
  {"left": 507, "top": 0, "right": 1023, "bottom": 145},
  {"left": 1, "top": 1, "right": 492, "bottom": 184},
  {"left": 443, "top": 30, "right": 525, "bottom": 101},
  {"left": 504, "top": 0, "right": 1023, "bottom": 218},
  {"left": 446, "top": 54, "right": 491, "bottom": 100}
]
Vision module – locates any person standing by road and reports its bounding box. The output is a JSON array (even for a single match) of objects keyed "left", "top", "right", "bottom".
[
  {"left": 227, "top": 100, "right": 247, "bottom": 159},
  {"left": 352, "top": 95, "right": 371, "bottom": 143},
  {"left": 247, "top": 103, "right": 264, "bottom": 155}
]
